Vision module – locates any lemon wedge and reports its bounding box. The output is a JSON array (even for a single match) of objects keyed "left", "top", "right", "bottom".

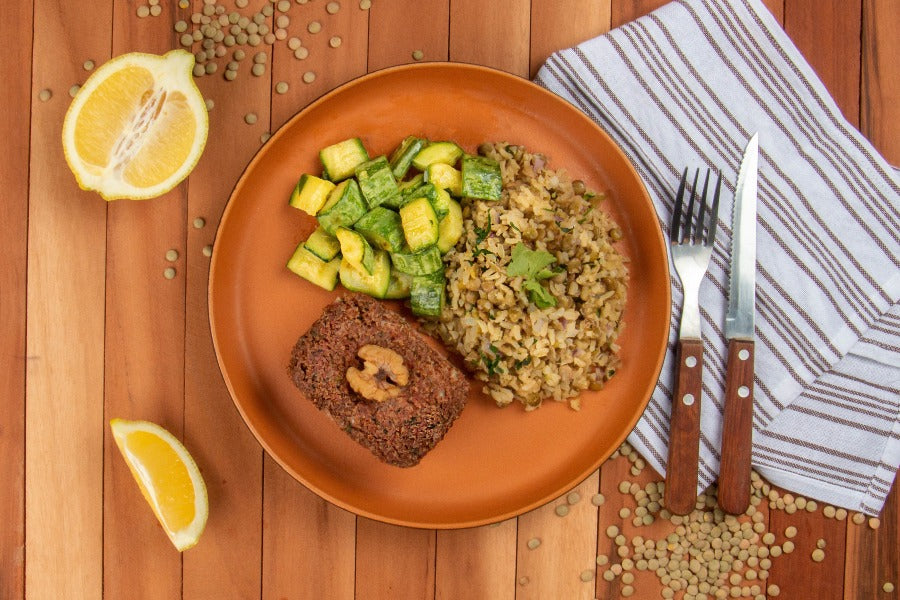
[
  {"left": 110, "top": 418, "right": 209, "bottom": 551},
  {"left": 62, "top": 50, "right": 208, "bottom": 200}
]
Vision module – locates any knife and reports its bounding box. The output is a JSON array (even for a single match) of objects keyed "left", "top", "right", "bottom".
[{"left": 717, "top": 133, "right": 758, "bottom": 514}]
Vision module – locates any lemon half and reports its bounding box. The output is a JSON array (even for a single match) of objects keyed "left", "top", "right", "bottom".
[
  {"left": 62, "top": 50, "right": 208, "bottom": 200},
  {"left": 110, "top": 418, "right": 209, "bottom": 551}
]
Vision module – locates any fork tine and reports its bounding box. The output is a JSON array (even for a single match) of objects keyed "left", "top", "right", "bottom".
[
  {"left": 683, "top": 169, "right": 700, "bottom": 244},
  {"left": 697, "top": 169, "right": 711, "bottom": 244},
  {"left": 670, "top": 167, "right": 689, "bottom": 243},
  {"left": 705, "top": 170, "right": 722, "bottom": 246}
]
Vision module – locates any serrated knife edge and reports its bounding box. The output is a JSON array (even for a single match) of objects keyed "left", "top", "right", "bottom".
[{"left": 724, "top": 133, "right": 758, "bottom": 340}]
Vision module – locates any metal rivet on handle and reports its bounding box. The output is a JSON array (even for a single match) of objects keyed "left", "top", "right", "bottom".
[
  {"left": 685, "top": 356, "right": 697, "bottom": 368},
  {"left": 739, "top": 349, "right": 750, "bottom": 360},
  {"left": 683, "top": 393, "right": 695, "bottom": 406},
  {"left": 738, "top": 386, "right": 750, "bottom": 398}
]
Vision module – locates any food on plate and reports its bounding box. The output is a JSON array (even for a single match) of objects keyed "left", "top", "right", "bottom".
[
  {"left": 421, "top": 143, "right": 628, "bottom": 410},
  {"left": 286, "top": 136, "right": 496, "bottom": 318},
  {"left": 287, "top": 294, "right": 469, "bottom": 467},
  {"left": 286, "top": 136, "right": 627, "bottom": 412}
]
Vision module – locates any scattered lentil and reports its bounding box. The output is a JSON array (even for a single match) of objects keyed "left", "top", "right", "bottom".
[
  {"left": 39, "top": 89, "right": 52, "bottom": 102},
  {"left": 517, "top": 576, "right": 529, "bottom": 586},
  {"left": 566, "top": 491, "right": 581, "bottom": 505},
  {"left": 869, "top": 517, "right": 881, "bottom": 529},
  {"left": 302, "top": 71, "right": 316, "bottom": 83},
  {"left": 202, "top": 245, "right": 213, "bottom": 257},
  {"left": 412, "top": 49, "right": 424, "bottom": 61},
  {"left": 136, "top": 5, "right": 151, "bottom": 18},
  {"left": 579, "top": 569, "right": 594, "bottom": 582},
  {"left": 784, "top": 526, "right": 797, "bottom": 539},
  {"left": 596, "top": 554, "right": 609, "bottom": 566},
  {"left": 884, "top": 582, "right": 895, "bottom": 593},
  {"left": 193, "top": 217, "right": 206, "bottom": 229},
  {"left": 527, "top": 537, "right": 540, "bottom": 550},
  {"left": 251, "top": 63, "right": 265, "bottom": 76},
  {"left": 165, "top": 249, "right": 179, "bottom": 262},
  {"left": 275, "top": 81, "right": 289, "bottom": 94},
  {"left": 83, "top": 60, "right": 95, "bottom": 71},
  {"left": 852, "top": 512, "right": 866, "bottom": 525},
  {"left": 359, "top": 0, "right": 371, "bottom": 8},
  {"left": 205, "top": 98, "right": 214, "bottom": 111},
  {"left": 591, "top": 493, "right": 605, "bottom": 506},
  {"left": 69, "top": 85, "right": 81, "bottom": 98},
  {"left": 244, "top": 112, "right": 258, "bottom": 125},
  {"left": 835, "top": 508, "right": 848, "bottom": 521},
  {"left": 150, "top": 5, "right": 162, "bottom": 17},
  {"left": 555, "top": 504, "right": 569, "bottom": 517},
  {"left": 260, "top": 132, "right": 271, "bottom": 143},
  {"left": 163, "top": 267, "right": 176, "bottom": 279},
  {"left": 811, "top": 549, "right": 825, "bottom": 562},
  {"left": 307, "top": 20, "right": 322, "bottom": 34},
  {"left": 329, "top": 36, "right": 342, "bottom": 48}
]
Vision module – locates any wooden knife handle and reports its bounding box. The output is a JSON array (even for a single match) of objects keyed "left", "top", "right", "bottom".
[
  {"left": 718, "top": 339, "right": 755, "bottom": 514},
  {"left": 665, "top": 338, "right": 703, "bottom": 515}
]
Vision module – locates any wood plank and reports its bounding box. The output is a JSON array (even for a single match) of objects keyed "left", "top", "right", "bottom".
[
  {"left": 610, "top": 0, "right": 669, "bottom": 28},
  {"left": 0, "top": 0, "right": 32, "bottom": 596},
  {"left": 180, "top": 1, "right": 277, "bottom": 597},
  {"left": 367, "top": 0, "right": 449, "bottom": 70},
  {"left": 259, "top": 4, "right": 370, "bottom": 599},
  {"left": 846, "top": 3, "right": 900, "bottom": 596},
  {"left": 515, "top": 471, "right": 600, "bottom": 599},
  {"left": 356, "top": 519, "right": 436, "bottom": 600},
  {"left": 449, "top": 0, "right": 531, "bottom": 77},
  {"left": 260, "top": 464, "right": 357, "bottom": 600},
  {"left": 529, "top": 0, "right": 611, "bottom": 78},
  {"left": 435, "top": 519, "right": 517, "bottom": 600},
  {"left": 783, "top": 0, "right": 862, "bottom": 126},
  {"left": 26, "top": 0, "right": 111, "bottom": 597},
  {"left": 101, "top": 5, "right": 189, "bottom": 598},
  {"left": 767, "top": 488, "right": 847, "bottom": 600}
]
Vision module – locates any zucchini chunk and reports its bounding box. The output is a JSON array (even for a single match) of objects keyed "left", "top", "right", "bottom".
[
  {"left": 389, "top": 245, "right": 443, "bottom": 276},
  {"left": 461, "top": 154, "right": 503, "bottom": 201},
  {"left": 339, "top": 249, "right": 391, "bottom": 298},
  {"left": 389, "top": 174, "right": 424, "bottom": 210},
  {"left": 399, "top": 197, "right": 440, "bottom": 251},
  {"left": 384, "top": 268, "right": 413, "bottom": 299},
  {"left": 412, "top": 141, "right": 464, "bottom": 171},
  {"left": 410, "top": 272, "right": 446, "bottom": 318},
  {"left": 303, "top": 226, "right": 341, "bottom": 261},
  {"left": 436, "top": 199, "right": 464, "bottom": 254},
  {"left": 424, "top": 162, "right": 462, "bottom": 196},
  {"left": 286, "top": 244, "right": 341, "bottom": 291},
  {"left": 389, "top": 136, "right": 428, "bottom": 180},
  {"left": 289, "top": 174, "right": 336, "bottom": 215},
  {"left": 319, "top": 137, "right": 369, "bottom": 181},
  {"left": 353, "top": 206, "right": 405, "bottom": 253},
  {"left": 316, "top": 179, "right": 368, "bottom": 234},
  {"left": 335, "top": 226, "right": 376, "bottom": 274},
  {"left": 355, "top": 155, "right": 402, "bottom": 209}
]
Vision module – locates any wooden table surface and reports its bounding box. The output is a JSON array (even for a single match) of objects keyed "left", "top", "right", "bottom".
[{"left": 3, "top": 0, "right": 897, "bottom": 598}]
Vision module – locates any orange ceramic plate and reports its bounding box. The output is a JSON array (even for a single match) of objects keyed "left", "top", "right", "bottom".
[{"left": 209, "top": 63, "right": 670, "bottom": 529}]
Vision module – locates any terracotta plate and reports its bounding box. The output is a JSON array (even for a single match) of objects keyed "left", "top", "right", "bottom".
[{"left": 209, "top": 63, "right": 670, "bottom": 529}]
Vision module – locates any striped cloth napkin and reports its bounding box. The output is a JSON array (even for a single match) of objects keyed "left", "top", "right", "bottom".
[{"left": 535, "top": 0, "right": 900, "bottom": 514}]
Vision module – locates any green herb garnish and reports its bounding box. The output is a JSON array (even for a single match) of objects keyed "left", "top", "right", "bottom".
[
  {"left": 474, "top": 213, "right": 492, "bottom": 246},
  {"left": 506, "top": 242, "right": 559, "bottom": 308}
]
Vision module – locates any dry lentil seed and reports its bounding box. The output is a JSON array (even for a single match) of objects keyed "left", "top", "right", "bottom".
[
  {"left": 823, "top": 505, "right": 836, "bottom": 518},
  {"left": 618, "top": 481, "right": 630, "bottom": 494},
  {"left": 884, "top": 582, "right": 895, "bottom": 593},
  {"left": 181, "top": 32, "right": 194, "bottom": 46},
  {"left": 806, "top": 500, "right": 817, "bottom": 512},
  {"left": 816, "top": 538, "right": 826, "bottom": 549},
  {"left": 622, "top": 572, "right": 635, "bottom": 584},
  {"left": 193, "top": 29, "right": 204, "bottom": 41},
  {"left": 165, "top": 249, "right": 179, "bottom": 262},
  {"left": 517, "top": 576, "right": 529, "bottom": 586},
  {"left": 329, "top": 36, "right": 342, "bottom": 48},
  {"left": 163, "top": 267, "right": 176, "bottom": 279},
  {"left": 175, "top": 20, "right": 188, "bottom": 32},
  {"left": 308, "top": 20, "right": 322, "bottom": 33},
  {"left": 621, "top": 585, "right": 634, "bottom": 597},
  {"left": 555, "top": 504, "right": 569, "bottom": 517},
  {"left": 412, "top": 49, "right": 424, "bottom": 61},
  {"left": 596, "top": 554, "right": 609, "bottom": 565},
  {"left": 811, "top": 548, "right": 825, "bottom": 562},
  {"left": 784, "top": 526, "right": 797, "bottom": 538},
  {"left": 591, "top": 493, "right": 605, "bottom": 506},
  {"left": 782, "top": 541, "right": 795, "bottom": 554},
  {"left": 69, "top": 85, "right": 81, "bottom": 97},
  {"left": 277, "top": 0, "right": 290, "bottom": 11},
  {"left": 192, "top": 64, "right": 205, "bottom": 77},
  {"left": 38, "top": 89, "right": 52, "bottom": 101},
  {"left": 202, "top": 245, "right": 213, "bottom": 257},
  {"left": 276, "top": 14, "right": 290, "bottom": 28},
  {"left": 179, "top": 0, "right": 189, "bottom": 7},
  {"left": 234, "top": 49, "right": 246, "bottom": 60},
  {"left": 136, "top": 5, "right": 151, "bottom": 18},
  {"left": 254, "top": 51, "right": 267, "bottom": 64},
  {"left": 619, "top": 507, "right": 631, "bottom": 518},
  {"left": 359, "top": 0, "right": 371, "bottom": 8},
  {"left": 244, "top": 113, "right": 258, "bottom": 125},
  {"left": 579, "top": 569, "right": 594, "bottom": 582},
  {"left": 225, "top": 70, "right": 237, "bottom": 81},
  {"left": 302, "top": 70, "right": 316, "bottom": 83},
  {"left": 205, "top": 98, "right": 214, "bottom": 110},
  {"left": 606, "top": 525, "right": 619, "bottom": 538},
  {"left": 526, "top": 537, "right": 540, "bottom": 550},
  {"left": 288, "top": 36, "right": 302, "bottom": 50},
  {"left": 852, "top": 512, "right": 866, "bottom": 525},
  {"left": 260, "top": 132, "right": 271, "bottom": 143},
  {"left": 251, "top": 63, "right": 265, "bottom": 76},
  {"left": 602, "top": 569, "right": 615, "bottom": 582},
  {"left": 150, "top": 5, "right": 162, "bottom": 16},
  {"left": 835, "top": 508, "right": 847, "bottom": 521},
  {"left": 193, "top": 217, "right": 206, "bottom": 229},
  {"left": 248, "top": 33, "right": 262, "bottom": 46},
  {"left": 869, "top": 517, "right": 881, "bottom": 529},
  {"left": 275, "top": 81, "right": 289, "bottom": 94},
  {"left": 205, "top": 62, "right": 217, "bottom": 74}
]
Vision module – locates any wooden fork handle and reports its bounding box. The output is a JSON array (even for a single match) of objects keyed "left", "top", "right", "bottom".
[
  {"left": 718, "top": 339, "right": 755, "bottom": 514},
  {"left": 665, "top": 338, "right": 703, "bottom": 515}
]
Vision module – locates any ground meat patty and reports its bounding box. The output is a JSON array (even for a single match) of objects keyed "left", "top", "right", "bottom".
[{"left": 288, "top": 294, "right": 469, "bottom": 467}]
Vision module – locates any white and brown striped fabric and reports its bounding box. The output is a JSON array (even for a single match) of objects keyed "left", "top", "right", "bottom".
[{"left": 535, "top": 0, "right": 899, "bottom": 514}]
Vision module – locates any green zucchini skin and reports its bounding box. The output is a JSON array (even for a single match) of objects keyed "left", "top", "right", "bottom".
[
  {"left": 389, "top": 136, "right": 427, "bottom": 180},
  {"left": 412, "top": 141, "right": 464, "bottom": 171},
  {"left": 355, "top": 155, "right": 402, "bottom": 210},
  {"left": 319, "top": 137, "right": 369, "bottom": 181},
  {"left": 383, "top": 268, "right": 413, "bottom": 299},
  {"left": 338, "top": 249, "right": 391, "bottom": 298},
  {"left": 410, "top": 271, "right": 446, "bottom": 318},
  {"left": 289, "top": 174, "right": 335, "bottom": 215},
  {"left": 461, "top": 154, "right": 503, "bottom": 201},
  {"left": 304, "top": 226, "right": 341, "bottom": 261},
  {"left": 389, "top": 245, "right": 443, "bottom": 276},
  {"left": 286, "top": 244, "right": 341, "bottom": 291},
  {"left": 353, "top": 206, "right": 405, "bottom": 253},
  {"left": 399, "top": 197, "right": 440, "bottom": 251},
  {"left": 316, "top": 178, "right": 368, "bottom": 234},
  {"left": 424, "top": 162, "right": 462, "bottom": 197},
  {"left": 436, "top": 199, "right": 464, "bottom": 254}
]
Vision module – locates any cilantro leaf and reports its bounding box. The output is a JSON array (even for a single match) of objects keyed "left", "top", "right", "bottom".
[
  {"left": 506, "top": 243, "right": 556, "bottom": 278},
  {"left": 522, "top": 279, "right": 558, "bottom": 309}
]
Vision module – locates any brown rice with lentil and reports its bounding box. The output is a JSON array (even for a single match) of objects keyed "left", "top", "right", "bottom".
[{"left": 422, "top": 142, "right": 628, "bottom": 410}]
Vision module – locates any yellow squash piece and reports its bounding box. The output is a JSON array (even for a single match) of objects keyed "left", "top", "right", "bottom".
[
  {"left": 109, "top": 418, "right": 209, "bottom": 551},
  {"left": 62, "top": 50, "right": 209, "bottom": 200}
]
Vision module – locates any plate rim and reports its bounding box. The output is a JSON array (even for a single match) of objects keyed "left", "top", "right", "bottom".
[{"left": 208, "top": 61, "right": 671, "bottom": 529}]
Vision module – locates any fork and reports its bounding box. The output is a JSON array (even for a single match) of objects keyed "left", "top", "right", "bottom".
[{"left": 664, "top": 167, "right": 721, "bottom": 516}]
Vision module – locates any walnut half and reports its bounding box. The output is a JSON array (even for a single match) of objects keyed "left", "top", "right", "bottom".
[{"left": 346, "top": 344, "right": 410, "bottom": 402}]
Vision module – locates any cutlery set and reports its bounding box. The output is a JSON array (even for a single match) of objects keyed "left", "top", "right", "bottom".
[{"left": 665, "top": 133, "right": 759, "bottom": 515}]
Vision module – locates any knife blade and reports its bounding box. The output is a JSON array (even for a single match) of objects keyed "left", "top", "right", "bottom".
[{"left": 718, "top": 133, "right": 758, "bottom": 514}]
